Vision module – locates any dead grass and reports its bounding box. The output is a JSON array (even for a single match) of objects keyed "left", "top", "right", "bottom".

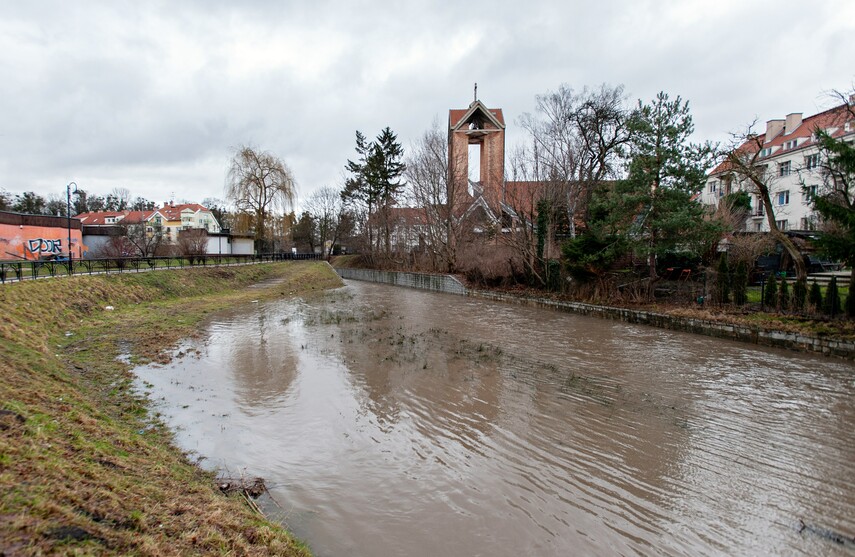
[{"left": 0, "top": 262, "right": 341, "bottom": 556}]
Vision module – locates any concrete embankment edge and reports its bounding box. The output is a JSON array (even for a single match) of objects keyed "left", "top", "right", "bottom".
[{"left": 334, "top": 268, "right": 855, "bottom": 360}]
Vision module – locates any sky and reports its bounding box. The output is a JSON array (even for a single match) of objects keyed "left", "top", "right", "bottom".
[{"left": 1, "top": 0, "right": 853, "bottom": 211}]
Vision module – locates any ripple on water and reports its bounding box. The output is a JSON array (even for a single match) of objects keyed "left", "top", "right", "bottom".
[{"left": 134, "top": 281, "right": 855, "bottom": 557}]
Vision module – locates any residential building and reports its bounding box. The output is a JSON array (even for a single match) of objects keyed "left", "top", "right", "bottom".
[{"left": 702, "top": 98, "right": 855, "bottom": 232}]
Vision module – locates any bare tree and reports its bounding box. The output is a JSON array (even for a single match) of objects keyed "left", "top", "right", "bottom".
[
  {"left": 517, "top": 84, "right": 630, "bottom": 235},
  {"left": 405, "top": 121, "right": 471, "bottom": 272},
  {"left": 305, "top": 186, "right": 350, "bottom": 257},
  {"left": 226, "top": 145, "right": 297, "bottom": 252},
  {"left": 724, "top": 129, "right": 807, "bottom": 281},
  {"left": 178, "top": 229, "right": 208, "bottom": 260},
  {"left": 114, "top": 219, "right": 163, "bottom": 257}
]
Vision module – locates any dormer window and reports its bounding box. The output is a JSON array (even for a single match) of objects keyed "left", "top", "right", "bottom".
[
  {"left": 784, "top": 139, "right": 798, "bottom": 150},
  {"left": 760, "top": 147, "right": 772, "bottom": 157}
]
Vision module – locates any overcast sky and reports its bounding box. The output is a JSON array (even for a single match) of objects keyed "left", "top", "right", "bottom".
[{"left": 1, "top": 0, "right": 853, "bottom": 210}]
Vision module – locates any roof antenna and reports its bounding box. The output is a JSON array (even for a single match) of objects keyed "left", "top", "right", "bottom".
[{"left": 474, "top": 82, "right": 478, "bottom": 103}]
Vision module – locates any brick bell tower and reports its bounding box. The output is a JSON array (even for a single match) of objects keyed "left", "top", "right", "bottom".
[{"left": 448, "top": 84, "right": 506, "bottom": 209}]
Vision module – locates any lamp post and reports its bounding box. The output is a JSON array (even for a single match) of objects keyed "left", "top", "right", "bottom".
[{"left": 66, "top": 181, "right": 78, "bottom": 260}]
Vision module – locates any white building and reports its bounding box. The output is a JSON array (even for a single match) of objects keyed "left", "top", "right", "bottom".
[{"left": 702, "top": 99, "right": 854, "bottom": 232}]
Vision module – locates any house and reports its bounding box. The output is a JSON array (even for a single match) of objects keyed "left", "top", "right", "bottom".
[
  {"left": 77, "top": 203, "right": 226, "bottom": 256},
  {"left": 154, "top": 203, "right": 221, "bottom": 242},
  {"left": 702, "top": 98, "right": 855, "bottom": 232}
]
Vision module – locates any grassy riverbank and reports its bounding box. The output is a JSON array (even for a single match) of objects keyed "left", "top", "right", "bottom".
[{"left": 0, "top": 262, "right": 341, "bottom": 555}]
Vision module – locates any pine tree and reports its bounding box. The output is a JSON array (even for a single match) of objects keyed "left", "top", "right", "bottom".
[
  {"left": 763, "top": 275, "right": 778, "bottom": 310},
  {"left": 716, "top": 255, "right": 730, "bottom": 305},
  {"left": 793, "top": 278, "right": 807, "bottom": 313},
  {"left": 779, "top": 277, "right": 790, "bottom": 312},
  {"left": 619, "top": 92, "right": 720, "bottom": 285},
  {"left": 809, "top": 281, "right": 823, "bottom": 312},
  {"left": 823, "top": 276, "right": 841, "bottom": 316},
  {"left": 732, "top": 260, "right": 748, "bottom": 305}
]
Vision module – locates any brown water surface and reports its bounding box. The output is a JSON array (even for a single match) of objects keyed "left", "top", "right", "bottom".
[{"left": 135, "top": 280, "right": 855, "bottom": 556}]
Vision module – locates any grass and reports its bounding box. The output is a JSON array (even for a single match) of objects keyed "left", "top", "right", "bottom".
[{"left": 0, "top": 261, "right": 342, "bottom": 555}]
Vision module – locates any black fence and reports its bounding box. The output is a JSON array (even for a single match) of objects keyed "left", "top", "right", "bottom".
[{"left": 0, "top": 252, "right": 324, "bottom": 284}]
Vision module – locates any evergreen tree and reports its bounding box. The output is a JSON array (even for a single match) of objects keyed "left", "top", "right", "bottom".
[
  {"left": 342, "top": 128, "right": 405, "bottom": 254},
  {"left": 779, "top": 277, "right": 790, "bottom": 312},
  {"left": 611, "top": 92, "right": 720, "bottom": 288},
  {"left": 793, "top": 278, "right": 807, "bottom": 313},
  {"left": 763, "top": 274, "right": 778, "bottom": 310},
  {"left": 823, "top": 276, "right": 841, "bottom": 316},
  {"left": 716, "top": 255, "right": 730, "bottom": 305},
  {"left": 809, "top": 281, "right": 823, "bottom": 312},
  {"left": 732, "top": 260, "right": 748, "bottom": 306}
]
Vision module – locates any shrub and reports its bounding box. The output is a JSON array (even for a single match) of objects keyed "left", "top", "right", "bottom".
[
  {"left": 809, "top": 281, "right": 823, "bottom": 312},
  {"left": 732, "top": 260, "right": 748, "bottom": 306},
  {"left": 793, "top": 278, "right": 807, "bottom": 312},
  {"left": 763, "top": 274, "right": 778, "bottom": 310},
  {"left": 715, "top": 255, "right": 730, "bottom": 305},
  {"left": 823, "top": 276, "right": 841, "bottom": 316},
  {"left": 779, "top": 277, "right": 790, "bottom": 312}
]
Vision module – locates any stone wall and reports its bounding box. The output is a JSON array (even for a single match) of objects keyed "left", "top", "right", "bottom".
[{"left": 335, "top": 268, "right": 467, "bottom": 295}]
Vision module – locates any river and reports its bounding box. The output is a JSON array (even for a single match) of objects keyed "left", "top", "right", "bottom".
[{"left": 134, "top": 280, "right": 855, "bottom": 556}]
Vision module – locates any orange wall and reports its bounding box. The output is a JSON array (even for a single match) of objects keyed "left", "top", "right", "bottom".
[{"left": 0, "top": 223, "right": 86, "bottom": 260}]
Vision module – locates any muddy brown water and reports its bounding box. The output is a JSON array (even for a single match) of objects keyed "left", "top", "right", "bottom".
[{"left": 134, "top": 280, "right": 855, "bottom": 556}]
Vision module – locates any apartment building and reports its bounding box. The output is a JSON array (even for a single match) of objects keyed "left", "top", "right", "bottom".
[{"left": 702, "top": 98, "right": 854, "bottom": 232}]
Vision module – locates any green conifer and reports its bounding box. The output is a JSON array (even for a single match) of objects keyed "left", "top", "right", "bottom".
[
  {"left": 763, "top": 274, "right": 778, "bottom": 310},
  {"left": 733, "top": 260, "right": 748, "bottom": 305},
  {"left": 809, "top": 281, "right": 823, "bottom": 312},
  {"left": 793, "top": 278, "right": 807, "bottom": 313},
  {"left": 716, "top": 255, "right": 730, "bottom": 305},
  {"left": 779, "top": 277, "right": 790, "bottom": 312},
  {"left": 823, "top": 276, "right": 841, "bottom": 316}
]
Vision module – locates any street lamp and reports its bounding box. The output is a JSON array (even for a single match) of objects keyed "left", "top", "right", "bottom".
[{"left": 66, "top": 181, "right": 78, "bottom": 260}]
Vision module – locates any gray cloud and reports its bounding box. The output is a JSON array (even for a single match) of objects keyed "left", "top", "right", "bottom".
[{"left": 1, "top": 0, "right": 853, "bottom": 207}]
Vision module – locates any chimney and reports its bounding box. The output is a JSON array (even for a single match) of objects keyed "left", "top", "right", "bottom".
[
  {"left": 765, "top": 119, "right": 784, "bottom": 140},
  {"left": 784, "top": 113, "right": 803, "bottom": 135}
]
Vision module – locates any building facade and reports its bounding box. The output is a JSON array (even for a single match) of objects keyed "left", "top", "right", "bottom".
[{"left": 702, "top": 100, "right": 855, "bottom": 232}]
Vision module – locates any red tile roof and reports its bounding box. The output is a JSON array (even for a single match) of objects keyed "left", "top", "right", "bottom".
[{"left": 156, "top": 203, "right": 210, "bottom": 220}]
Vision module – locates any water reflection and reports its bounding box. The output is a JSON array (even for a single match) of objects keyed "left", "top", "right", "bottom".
[{"left": 135, "top": 281, "right": 855, "bottom": 557}]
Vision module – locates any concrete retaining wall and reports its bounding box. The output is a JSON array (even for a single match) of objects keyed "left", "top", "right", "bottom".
[
  {"left": 334, "top": 268, "right": 854, "bottom": 359},
  {"left": 335, "top": 268, "right": 467, "bottom": 295}
]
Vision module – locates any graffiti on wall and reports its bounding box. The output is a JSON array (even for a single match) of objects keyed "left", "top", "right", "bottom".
[{"left": 27, "top": 238, "right": 63, "bottom": 256}]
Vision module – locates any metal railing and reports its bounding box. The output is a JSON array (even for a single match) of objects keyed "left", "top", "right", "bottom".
[{"left": 0, "top": 252, "right": 324, "bottom": 284}]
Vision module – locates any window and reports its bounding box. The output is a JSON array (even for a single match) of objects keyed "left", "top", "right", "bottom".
[
  {"left": 709, "top": 181, "right": 717, "bottom": 193},
  {"left": 754, "top": 196, "right": 765, "bottom": 216},
  {"left": 801, "top": 217, "right": 817, "bottom": 231},
  {"left": 805, "top": 153, "right": 820, "bottom": 170},
  {"left": 776, "top": 219, "right": 788, "bottom": 230},
  {"left": 760, "top": 147, "right": 772, "bottom": 157},
  {"left": 784, "top": 139, "right": 798, "bottom": 150},
  {"left": 776, "top": 190, "right": 790, "bottom": 205},
  {"left": 779, "top": 161, "right": 791, "bottom": 176},
  {"left": 804, "top": 185, "right": 818, "bottom": 203}
]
